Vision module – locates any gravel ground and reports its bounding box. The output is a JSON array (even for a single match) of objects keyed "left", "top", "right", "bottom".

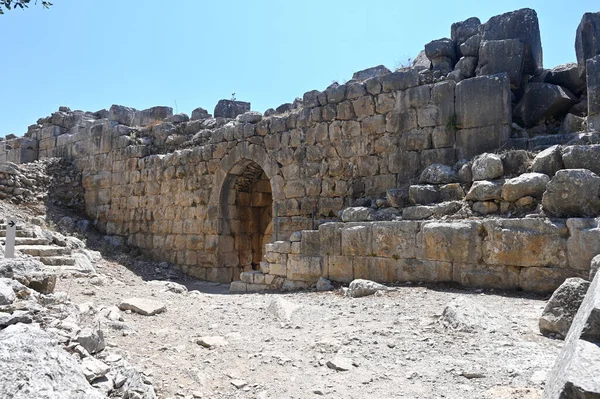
[{"left": 57, "top": 257, "right": 563, "bottom": 399}]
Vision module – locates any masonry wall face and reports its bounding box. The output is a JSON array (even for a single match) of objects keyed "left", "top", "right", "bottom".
[{"left": 0, "top": 72, "right": 513, "bottom": 283}]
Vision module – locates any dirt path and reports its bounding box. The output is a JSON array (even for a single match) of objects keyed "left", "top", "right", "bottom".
[{"left": 57, "top": 256, "right": 562, "bottom": 399}]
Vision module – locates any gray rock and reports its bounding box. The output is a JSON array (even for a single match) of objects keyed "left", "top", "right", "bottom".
[
  {"left": 340, "top": 207, "right": 374, "bottom": 222},
  {"left": 502, "top": 173, "right": 549, "bottom": 202},
  {"left": 303, "top": 90, "right": 321, "bottom": 107},
  {"left": 402, "top": 205, "right": 434, "bottom": 220},
  {"left": 540, "top": 278, "right": 591, "bottom": 339},
  {"left": 481, "top": 8, "right": 542, "bottom": 75},
  {"left": 501, "top": 150, "right": 531, "bottom": 175},
  {"left": 460, "top": 34, "right": 481, "bottom": 57},
  {"left": 76, "top": 328, "right": 106, "bottom": 354},
  {"left": 386, "top": 187, "right": 410, "bottom": 208},
  {"left": 0, "top": 279, "right": 15, "bottom": 306},
  {"left": 455, "top": 73, "right": 511, "bottom": 129},
  {"left": 165, "top": 113, "right": 189, "bottom": 124},
  {"left": 476, "top": 39, "right": 525, "bottom": 89},
  {"left": 589, "top": 55, "right": 600, "bottom": 131},
  {"left": 196, "top": 336, "right": 228, "bottom": 349},
  {"left": 472, "top": 153, "right": 504, "bottom": 181},
  {"left": 515, "top": 83, "right": 577, "bottom": 127},
  {"left": 412, "top": 50, "right": 431, "bottom": 69},
  {"left": 0, "top": 324, "right": 105, "bottom": 398},
  {"left": 465, "top": 180, "right": 503, "bottom": 201},
  {"left": 425, "top": 38, "right": 457, "bottom": 73},
  {"left": 267, "top": 298, "right": 300, "bottom": 324},
  {"left": 133, "top": 106, "right": 173, "bottom": 127},
  {"left": 263, "top": 107, "right": 276, "bottom": 116},
  {"left": 380, "top": 69, "right": 420, "bottom": 92},
  {"left": 316, "top": 277, "right": 334, "bottom": 292},
  {"left": 324, "top": 83, "right": 346, "bottom": 104},
  {"left": 560, "top": 113, "right": 587, "bottom": 134},
  {"left": 118, "top": 298, "right": 166, "bottom": 316},
  {"left": 190, "top": 107, "right": 210, "bottom": 120},
  {"left": 121, "top": 366, "right": 157, "bottom": 398},
  {"left": 213, "top": 100, "right": 250, "bottom": 119},
  {"left": 451, "top": 17, "right": 481, "bottom": 49},
  {"left": 352, "top": 65, "right": 391, "bottom": 82},
  {"left": 531, "top": 145, "right": 564, "bottom": 176},
  {"left": 81, "top": 357, "right": 110, "bottom": 383},
  {"left": 591, "top": 254, "right": 600, "bottom": 281},
  {"left": 275, "top": 103, "right": 293, "bottom": 114},
  {"left": 542, "top": 169, "right": 600, "bottom": 217},
  {"left": 419, "top": 164, "right": 458, "bottom": 184},
  {"left": 108, "top": 104, "right": 136, "bottom": 126},
  {"left": 439, "top": 183, "right": 465, "bottom": 201},
  {"left": 409, "top": 185, "right": 440, "bottom": 205},
  {"left": 575, "top": 12, "right": 600, "bottom": 78},
  {"left": 449, "top": 56, "right": 477, "bottom": 82},
  {"left": 0, "top": 311, "right": 32, "bottom": 328},
  {"left": 347, "top": 279, "right": 388, "bottom": 298},
  {"left": 236, "top": 111, "right": 262, "bottom": 124},
  {"left": 562, "top": 145, "right": 600, "bottom": 175},
  {"left": 547, "top": 63, "right": 586, "bottom": 95}
]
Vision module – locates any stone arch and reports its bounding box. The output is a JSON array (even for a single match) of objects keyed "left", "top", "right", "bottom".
[{"left": 209, "top": 143, "right": 283, "bottom": 280}]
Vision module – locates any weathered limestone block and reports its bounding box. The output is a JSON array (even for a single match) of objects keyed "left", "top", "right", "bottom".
[
  {"left": 352, "top": 65, "right": 391, "bottom": 82},
  {"left": 562, "top": 145, "right": 600, "bottom": 176},
  {"left": 514, "top": 83, "right": 577, "bottom": 127},
  {"left": 191, "top": 107, "right": 210, "bottom": 120},
  {"left": 519, "top": 267, "right": 580, "bottom": 293},
  {"left": 448, "top": 56, "right": 477, "bottom": 82},
  {"left": 451, "top": 17, "right": 481, "bottom": 50},
  {"left": 464, "top": 180, "right": 503, "bottom": 201},
  {"left": 560, "top": 113, "right": 586, "bottom": 133},
  {"left": 425, "top": 38, "right": 456, "bottom": 74},
  {"left": 409, "top": 184, "right": 439, "bottom": 205},
  {"left": 542, "top": 169, "right": 600, "bottom": 218},
  {"left": 381, "top": 69, "right": 419, "bottom": 92},
  {"left": 587, "top": 55, "right": 600, "bottom": 131},
  {"left": 372, "top": 221, "right": 420, "bottom": 259},
  {"left": 328, "top": 256, "right": 353, "bottom": 283},
  {"left": 544, "top": 267, "right": 600, "bottom": 398},
  {"left": 472, "top": 153, "right": 504, "bottom": 181},
  {"left": 501, "top": 173, "right": 549, "bottom": 202},
  {"left": 575, "top": 12, "right": 600, "bottom": 78},
  {"left": 286, "top": 255, "right": 322, "bottom": 281},
  {"left": 399, "top": 259, "right": 453, "bottom": 283},
  {"left": 133, "top": 106, "right": 173, "bottom": 127},
  {"left": 341, "top": 224, "right": 373, "bottom": 256},
  {"left": 531, "top": 145, "right": 564, "bottom": 176},
  {"left": 420, "top": 221, "right": 482, "bottom": 264},
  {"left": 481, "top": 8, "right": 543, "bottom": 75},
  {"left": 547, "top": 63, "right": 586, "bottom": 95},
  {"left": 455, "top": 73, "right": 511, "bottom": 127},
  {"left": 318, "top": 222, "right": 344, "bottom": 255},
  {"left": 419, "top": 164, "right": 457, "bottom": 185},
  {"left": 354, "top": 257, "right": 397, "bottom": 282},
  {"left": 567, "top": 218, "right": 600, "bottom": 271},
  {"left": 460, "top": 34, "right": 481, "bottom": 57},
  {"left": 325, "top": 83, "right": 347, "bottom": 104},
  {"left": 476, "top": 39, "right": 525, "bottom": 89},
  {"left": 213, "top": 100, "right": 250, "bottom": 119},
  {"left": 540, "top": 277, "right": 591, "bottom": 339},
  {"left": 453, "top": 263, "right": 520, "bottom": 290},
  {"left": 482, "top": 219, "right": 568, "bottom": 267}
]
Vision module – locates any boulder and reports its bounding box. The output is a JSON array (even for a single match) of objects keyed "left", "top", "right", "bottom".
[
  {"left": 460, "top": 34, "right": 481, "bottom": 57},
  {"left": 575, "top": 12, "right": 600, "bottom": 78},
  {"left": 386, "top": 187, "right": 410, "bottom": 208},
  {"left": 409, "top": 185, "right": 440, "bottom": 205},
  {"left": 531, "top": 145, "right": 564, "bottom": 176},
  {"left": 501, "top": 150, "right": 530, "bottom": 175},
  {"left": 133, "top": 106, "right": 173, "bottom": 127},
  {"left": 481, "top": 8, "right": 543, "bottom": 75},
  {"left": 0, "top": 324, "right": 105, "bottom": 398},
  {"left": 165, "top": 113, "right": 189, "bottom": 124},
  {"left": 542, "top": 169, "right": 600, "bottom": 217},
  {"left": 424, "top": 38, "right": 456, "bottom": 74},
  {"left": 514, "top": 83, "right": 577, "bottom": 127},
  {"left": 472, "top": 153, "right": 504, "bottom": 181},
  {"left": 502, "top": 173, "right": 549, "bottom": 202},
  {"left": 76, "top": 328, "right": 106, "bottom": 354},
  {"left": 561, "top": 145, "right": 600, "bottom": 175},
  {"left": 439, "top": 296, "right": 508, "bottom": 333},
  {"left": 190, "top": 107, "right": 210, "bottom": 120},
  {"left": 560, "top": 113, "right": 587, "bottom": 133},
  {"left": 236, "top": 111, "right": 262, "bottom": 124},
  {"left": 476, "top": 39, "right": 525, "bottom": 89},
  {"left": 316, "top": 277, "right": 334, "bottom": 291},
  {"left": 547, "top": 63, "right": 586, "bottom": 95},
  {"left": 540, "top": 278, "right": 591, "bottom": 339},
  {"left": 592, "top": 254, "right": 600, "bottom": 281},
  {"left": 465, "top": 180, "right": 503, "bottom": 201},
  {"left": 213, "top": 100, "right": 251, "bottom": 119},
  {"left": 347, "top": 279, "right": 388, "bottom": 298},
  {"left": 412, "top": 50, "right": 431, "bottom": 69},
  {"left": 451, "top": 17, "right": 481, "bottom": 50},
  {"left": 352, "top": 65, "right": 391, "bottom": 81},
  {"left": 0, "top": 279, "right": 15, "bottom": 306},
  {"left": 455, "top": 73, "right": 512, "bottom": 129},
  {"left": 340, "top": 207, "right": 374, "bottom": 222},
  {"left": 108, "top": 104, "right": 136, "bottom": 126},
  {"left": 448, "top": 56, "right": 477, "bottom": 82},
  {"left": 419, "top": 164, "right": 458, "bottom": 184}
]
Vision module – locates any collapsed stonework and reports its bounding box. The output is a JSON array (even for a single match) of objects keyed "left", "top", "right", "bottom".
[{"left": 2, "top": 8, "right": 600, "bottom": 294}]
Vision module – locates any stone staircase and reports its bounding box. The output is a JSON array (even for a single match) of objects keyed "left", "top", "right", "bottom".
[{"left": 0, "top": 220, "right": 78, "bottom": 271}]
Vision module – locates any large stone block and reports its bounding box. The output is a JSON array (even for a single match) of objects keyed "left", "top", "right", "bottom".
[
  {"left": 562, "top": 145, "right": 600, "bottom": 176},
  {"left": 476, "top": 39, "right": 525, "bottom": 89},
  {"left": 482, "top": 219, "right": 568, "bottom": 267},
  {"left": 547, "top": 63, "right": 586, "bottom": 95},
  {"left": 575, "top": 12, "right": 600, "bottom": 78},
  {"left": 287, "top": 255, "right": 323, "bottom": 281},
  {"left": 542, "top": 169, "right": 600, "bottom": 218},
  {"left": 328, "top": 255, "right": 354, "bottom": 283},
  {"left": 341, "top": 224, "right": 373, "bottom": 256},
  {"left": 317, "top": 222, "right": 344, "bottom": 256},
  {"left": 455, "top": 124, "right": 511, "bottom": 160},
  {"left": 372, "top": 221, "right": 420, "bottom": 259},
  {"left": 213, "top": 100, "right": 250, "bottom": 119},
  {"left": 455, "top": 73, "right": 511, "bottom": 129},
  {"left": 354, "top": 257, "right": 397, "bottom": 282},
  {"left": 453, "top": 263, "right": 520, "bottom": 290},
  {"left": 514, "top": 83, "right": 577, "bottom": 128},
  {"left": 420, "top": 221, "right": 483, "bottom": 264},
  {"left": 481, "top": 8, "right": 543, "bottom": 75},
  {"left": 567, "top": 218, "right": 600, "bottom": 271},
  {"left": 398, "top": 259, "right": 453, "bottom": 283},
  {"left": 381, "top": 69, "right": 419, "bottom": 92}
]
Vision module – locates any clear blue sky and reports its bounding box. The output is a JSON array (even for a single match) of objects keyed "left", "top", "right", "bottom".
[{"left": 1, "top": 0, "right": 597, "bottom": 136}]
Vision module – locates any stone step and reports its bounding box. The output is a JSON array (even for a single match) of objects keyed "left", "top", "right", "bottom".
[
  {"left": 0, "top": 237, "right": 52, "bottom": 246},
  {"left": 240, "top": 271, "right": 265, "bottom": 284},
  {"left": 35, "top": 256, "right": 77, "bottom": 266},
  {"left": 0, "top": 230, "right": 31, "bottom": 238},
  {"left": 16, "top": 245, "right": 71, "bottom": 257},
  {"left": 0, "top": 224, "right": 23, "bottom": 231},
  {"left": 229, "top": 281, "right": 270, "bottom": 293}
]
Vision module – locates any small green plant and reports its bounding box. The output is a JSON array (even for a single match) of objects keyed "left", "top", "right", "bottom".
[
  {"left": 446, "top": 114, "right": 458, "bottom": 132},
  {"left": 395, "top": 57, "right": 413, "bottom": 70},
  {"left": 392, "top": 254, "right": 400, "bottom": 260},
  {"left": 231, "top": 93, "right": 236, "bottom": 101}
]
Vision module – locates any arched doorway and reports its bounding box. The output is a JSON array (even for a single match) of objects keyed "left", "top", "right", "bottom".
[{"left": 221, "top": 160, "right": 273, "bottom": 280}]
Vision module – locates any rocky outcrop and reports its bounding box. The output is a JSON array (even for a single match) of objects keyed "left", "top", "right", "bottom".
[
  {"left": 539, "top": 277, "right": 591, "bottom": 339},
  {"left": 213, "top": 100, "right": 251, "bottom": 119}
]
